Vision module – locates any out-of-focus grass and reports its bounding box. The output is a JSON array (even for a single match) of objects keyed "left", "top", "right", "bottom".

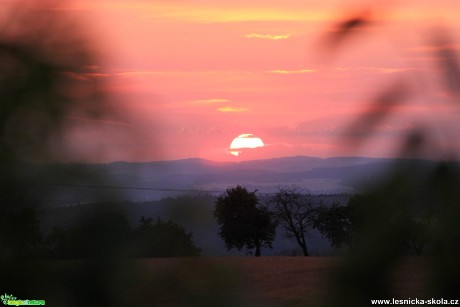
[
  {"left": 6, "top": 257, "right": 433, "bottom": 307},
  {"left": 391, "top": 257, "right": 432, "bottom": 298},
  {"left": 233, "top": 257, "right": 337, "bottom": 307}
]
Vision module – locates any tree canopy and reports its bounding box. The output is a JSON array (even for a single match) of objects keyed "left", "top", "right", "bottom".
[
  {"left": 214, "top": 185, "right": 276, "bottom": 256},
  {"left": 132, "top": 216, "right": 201, "bottom": 257},
  {"left": 313, "top": 202, "right": 353, "bottom": 250},
  {"left": 48, "top": 208, "right": 200, "bottom": 259}
]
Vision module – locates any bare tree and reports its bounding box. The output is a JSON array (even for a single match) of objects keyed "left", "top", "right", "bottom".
[{"left": 270, "top": 187, "right": 317, "bottom": 256}]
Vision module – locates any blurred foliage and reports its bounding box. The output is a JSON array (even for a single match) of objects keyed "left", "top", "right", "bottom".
[
  {"left": 319, "top": 162, "right": 460, "bottom": 305},
  {"left": 0, "top": 0, "right": 118, "bottom": 217},
  {"left": 0, "top": 207, "right": 43, "bottom": 261},
  {"left": 319, "top": 4, "right": 460, "bottom": 305},
  {"left": 0, "top": 2, "right": 135, "bottom": 306},
  {"left": 0, "top": 2, "right": 115, "bottom": 165}
]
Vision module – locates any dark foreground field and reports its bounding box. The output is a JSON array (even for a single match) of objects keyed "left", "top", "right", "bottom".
[{"left": 4, "top": 256, "right": 431, "bottom": 306}]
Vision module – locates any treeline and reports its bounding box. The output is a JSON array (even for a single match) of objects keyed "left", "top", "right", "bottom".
[
  {"left": 0, "top": 205, "right": 200, "bottom": 261},
  {"left": 1, "top": 180, "right": 444, "bottom": 260},
  {"left": 215, "top": 185, "right": 435, "bottom": 257}
]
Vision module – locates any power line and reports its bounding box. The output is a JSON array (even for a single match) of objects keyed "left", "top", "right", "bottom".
[
  {"left": 16, "top": 181, "right": 347, "bottom": 197},
  {"left": 18, "top": 181, "right": 225, "bottom": 194}
]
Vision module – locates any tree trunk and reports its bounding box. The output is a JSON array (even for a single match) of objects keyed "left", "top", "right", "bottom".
[
  {"left": 301, "top": 243, "right": 309, "bottom": 256},
  {"left": 412, "top": 241, "right": 424, "bottom": 256},
  {"left": 255, "top": 243, "right": 261, "bottom": 257},
  {"left": 300, "top": 233, "right": 309, "bottom": 256}
]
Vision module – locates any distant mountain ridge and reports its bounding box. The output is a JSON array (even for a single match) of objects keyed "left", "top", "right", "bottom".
[
  {"left": 17, "top": 155, "right": 441, "bottom": 206},
  {"left": 106, "top": 156, "right": 387, "bottom": 178}
]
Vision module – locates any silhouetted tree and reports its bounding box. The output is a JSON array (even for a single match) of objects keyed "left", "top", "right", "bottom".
[
  {"left": 339, "top": 192, "right": 434, "bottom": 255},
  {"left": 132, "top": 216, "right": 201, "bottom": 257},
  {"left": 313, "top": 202, "right": 353, "bottom": 250},
  {"left": 214, "top": 185, "right": 276, "bottom": 257},
  {"left": 400, "top": 215, "right": 432, "bottom": 256},
  {"left": 270, "top": 187, "right": 316, "bottom": 256},
  {"left": 0, "top": 207, "right": 42, "bottom": 260},
  {"left": 48, "top": 208, "right": 131, "bottom": 259}
]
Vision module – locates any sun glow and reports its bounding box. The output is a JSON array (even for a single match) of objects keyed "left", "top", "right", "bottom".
[{"left": 229, "top": 134, "right": 264, "bottom": 156}]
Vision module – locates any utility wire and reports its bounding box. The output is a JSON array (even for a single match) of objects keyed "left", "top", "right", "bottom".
[
  {"left": 17, "top": 181, "right": 226, "bottom": 194},
  {"left": 17, "top": 181, "right": 344, "bottom": 196}
]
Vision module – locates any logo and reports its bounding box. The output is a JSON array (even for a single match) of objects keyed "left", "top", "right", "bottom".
[{"left": 1, "top": 294, "right": 45, "bottom": 306}]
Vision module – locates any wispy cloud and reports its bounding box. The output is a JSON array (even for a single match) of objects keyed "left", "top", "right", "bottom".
[
  {"left": 103, "top": 69, "right": 321, "bottom": 78},
  {"left": 408, "top": 44, "right": 460, "bottom": 53},
  {"left": 269, "top": 69, "right": 317, "bottom": 74},
  {"left": 377, "top": 68, "right": 413, "bottom": 74},
  {"left": 191, "top": 98, "right": 230, "bottom": 104},
  {"left": 159, "top": 8, "right": 331, "bottom": 23},
  {"left": 67, "top": 2, "right": 334, "bottom": 23},
  {"left": 244, "top": 33, "right": 291, "bottom": 40},
  {"left": 115, "top": 71, "right": 164, "bottom": 77},
  {"left": 334, "top": 67, "right": 415, "bottom": 74},
  {"left": 113, "top": 70, "right": 251, "bottom": 77},
  {"left": 217, "top": 106, "right": 249, "bottom": 113}
]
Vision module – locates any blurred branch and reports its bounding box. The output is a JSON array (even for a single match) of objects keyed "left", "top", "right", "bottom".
[
  {"left": 342, "top": 80, "right": 410, "bottom": 146},
  {"left": 319, "top": 8, "right": 375, "bottom": 58},
  {"left": 431, "top": 28, "right": 460, "bottom": 100},
  {"left": 0, "top": 1, "right": 115, "bottom": 162}
]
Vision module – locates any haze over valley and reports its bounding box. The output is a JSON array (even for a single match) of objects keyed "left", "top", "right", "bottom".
[{"left": 16, "top": 155, "right": 438, "bottom": 206}]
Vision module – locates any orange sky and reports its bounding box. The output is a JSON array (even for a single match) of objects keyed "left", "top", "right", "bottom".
[{"left": 14, "top": 0, "right": 460, "bottom": 162}]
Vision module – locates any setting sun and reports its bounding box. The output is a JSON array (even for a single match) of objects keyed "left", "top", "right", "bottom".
[{"left": 229, "top": 134, "right": 264, "bottom": 156}]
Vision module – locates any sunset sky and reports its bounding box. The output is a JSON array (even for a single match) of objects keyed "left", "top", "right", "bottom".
[{"left": 12, "top": 0, "right": 460, "bottom": 162}]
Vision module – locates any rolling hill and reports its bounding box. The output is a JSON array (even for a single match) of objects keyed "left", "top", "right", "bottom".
[{"left": 15, "top": 155, "right": 439, "bottom": 205}]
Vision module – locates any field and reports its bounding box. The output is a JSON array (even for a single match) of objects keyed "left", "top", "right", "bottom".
[
  {"left": 3, "top": 256, "right": 432, "bottom": 306},
  {"left": 130, "top": 257, "right": 337, "bottom": 306},
  {"left": 228, "top": 257, "right": 337, "bottom": 306}
]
